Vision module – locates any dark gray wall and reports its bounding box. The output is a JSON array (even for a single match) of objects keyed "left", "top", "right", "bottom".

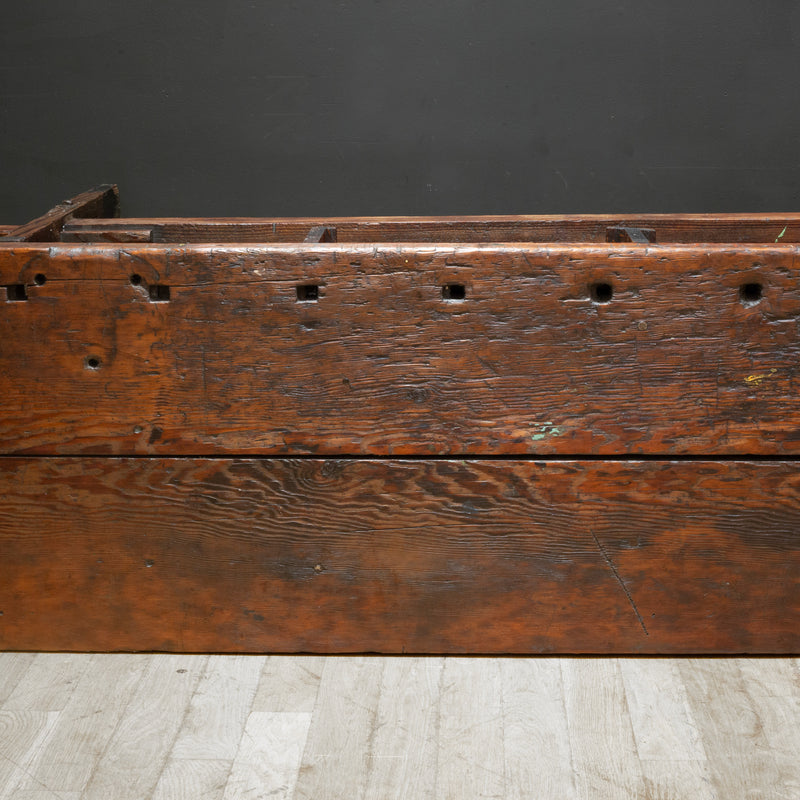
[{"left": 2, "top": 1, "right": 799, "bottom": 221}]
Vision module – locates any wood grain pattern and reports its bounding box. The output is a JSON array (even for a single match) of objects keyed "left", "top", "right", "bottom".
[
  {"left": 2, "top": 242, "right": 800, "bottom": 455},
  {"left": 500, "top": 659, "right": 576, "bottom": 799},
  {"left": 60, "top": 212, "right": 800, "bottom": 243},
  {"left": 292, "top": 658, "right": 384, "bottom": 800},
  {"left": 2, "top": 652, "right": 798, "bottom": 799},
  {"left": 80, "top": 655, "right": 206, "bottom": 800},
  {"left": 12, "top": 654, "right": 150, "bottom": 794},
  {"left": 677, "top": 659, "right": 789, "bottom": 798},
  {"left": 1, "top": 457, "right": 798, "bottom": 654},
  {"left": 4, "top": 185, "right": 118, "bottom": 242},
  {"left": 364, "top": 657, "right": 443, "bottom": 800},
  {"left": 562, "top": 659, "right": 647, "bottom": 797}
]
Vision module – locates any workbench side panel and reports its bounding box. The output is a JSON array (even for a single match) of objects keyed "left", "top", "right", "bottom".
[
  {"left": 0, "top": 457, "right": 797, "bottom": 654},
  {"left": 1, "top": 244, "right": 798, "bottom": 455}
]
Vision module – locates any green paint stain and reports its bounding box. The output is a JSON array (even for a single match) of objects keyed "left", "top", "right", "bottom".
[{"left": 531, "top": 424, "right": 564, "bottom": 441}]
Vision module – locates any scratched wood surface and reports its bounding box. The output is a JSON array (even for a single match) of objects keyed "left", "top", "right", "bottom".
[
  {"left": 0, "top": 653, "right": 798, "bottom": 799},
  {"left": 1, "top": 242, "right": 798, "bottom": 455},
  {"left": 0, "top": 457, "right": 797, "bottom": 654},
  {"left": 59, "top": 212, "right": 800, "bottom": 243}
]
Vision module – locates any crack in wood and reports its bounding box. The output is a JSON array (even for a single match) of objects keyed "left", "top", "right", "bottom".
[{"left": 590, "top": 528, "right": 649, "bottom": 636}]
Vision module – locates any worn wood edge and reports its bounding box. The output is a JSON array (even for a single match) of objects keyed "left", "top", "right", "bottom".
[
  {"left": 1, "top": 456, "right": 798, "bottom": 655},
  {"left": 3, "top": 240, "right": 800, "bottom": 257},
  {"left": 4, "top": 185, "right": 119, "bottom": 242},
  {"left": 61, "top": 211, "right": 800, "bottom": 224}
]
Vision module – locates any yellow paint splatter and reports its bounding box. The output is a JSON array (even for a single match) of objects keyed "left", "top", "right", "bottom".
[{"left": 745, "top": 368, "right": 777, "bottom": 386}]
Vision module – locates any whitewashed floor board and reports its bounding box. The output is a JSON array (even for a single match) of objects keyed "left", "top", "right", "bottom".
[{"left": 0, "top": 654, "right": 798, "bottom": 799}]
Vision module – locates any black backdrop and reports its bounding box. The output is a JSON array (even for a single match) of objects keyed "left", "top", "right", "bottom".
[{"left": 2, "top": 1, "right": 798, "bottom": 221}]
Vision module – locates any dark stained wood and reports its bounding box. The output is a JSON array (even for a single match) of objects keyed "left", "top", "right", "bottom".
[
  {"left": 5, "top": 184, "right": 119, "bottom": 242},
  {"left": 0, "top": 457, "right": 797, "bottom": 654},
  {"left": 0, "top": 226, "right": 16, "bottom": 237},
  {"left": 60, "top": 213, "right": 800, "bottom": 243},
  {"left": 1, "top": 242, "right": 799, "bottom": 456}
]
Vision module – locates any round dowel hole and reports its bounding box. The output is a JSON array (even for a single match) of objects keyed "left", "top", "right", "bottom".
[
  {"left": 590, "top": 282, "right": 613, "bottom": 303},
  {"left": 739, "top": 282, "right": 763, "bottom": 305}
]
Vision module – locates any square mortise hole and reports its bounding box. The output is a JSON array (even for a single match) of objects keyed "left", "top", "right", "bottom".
[
  {"left": 6, "top": 284, "right": 27, "bottom": 301},
  {"left": 296, "top": 284, "right": 319, "bottom": 302},
  {"left": 149, "top": 284, "right": 170, "bottom": 302},
  {"left": 442, "top": 283, "right": 466, "bottom": 300}
]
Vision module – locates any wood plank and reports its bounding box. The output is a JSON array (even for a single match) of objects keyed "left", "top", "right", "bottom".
[
  {"left": 293, "top": 657, "right": 384, "bottom": 800},
  {"left": 252, "top": 657, "right": 325, "bottom": 712},
  {"left": 736, "top": 658, "right": 800, "bottom": 796},
  {"left": 4, "top": 185, "right": 118, "bottom": 242},
  {"left": 562, "top": 659, "right": 645, "bottom": 797},
  {"left": 222, "top": 711, "right": 311, "bottom": 800},
  {"left": 0, "top": 653, "right": 35, "bottom": 705},
  {"left": 151, "top": 760, "right": 231, "bottom": 800},
  {"left": 618, "top": 659, "right": 715, "bottom": 798},
  {"left": 168, "top": 655, "right": 263, "bottom": 760},
  {"left": 1, "top": 457, "right": 798, "bottom": 654},
  {"left": 0, "top": 710, "right": 61, "bottom": 800},
  {"left": 363, "top": 657, "right": 443, "bottom": 800},
  {"left": 2, "top": 242, "right": 800, "bottom": 455},
  {"left": 678, "top": 658, "right": 789, "bottom": 798},
  {"left": 12, "top": 654, "right": 150, "bottom": 794},
  {"left": 80, "top": 655, "right": 206, "bottom": 800},
  {"left": 3, "top": 654, "right": 91, "bottom": 712},
  {"left": 60, "top": 212, "right": 800, "bottom": 243},
  {"left": 500, "top": 659, "right": 576, "bottom": 799},
  {"left": 436, "top": 658, "right": 506, "bottom": 799}
]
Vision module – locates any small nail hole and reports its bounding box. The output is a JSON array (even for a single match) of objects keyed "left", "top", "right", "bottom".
[
  {"left": 130, "top": 273, "right": 142, "bottom": 286},
  {"left": 6, "top": 284, "right": 27, "bottom": 301},
  {"left": 34, "top": 273, "right": 47, "bottom": 286},
  {"left": 442, "top": 283, "right": 466, "bottom": 300},
  {"left": 590, "top": 282, "right": 613, "bottom": 303},
  {"left": 740, "top": 282, "right": 763, "bottom": 305},
  {"left": 149, "top": 284, "right": 170, "bottom": 302},
  {"left": 296, "top": 284, "right": 319, "bottom": 302},
  {"left": 85, "top": 356, "right": 101, "bottom": 370}
]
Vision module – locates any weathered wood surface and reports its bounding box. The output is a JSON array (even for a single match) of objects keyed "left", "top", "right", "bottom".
[
  {"left": 1, "top": 242, "right": 798, "bottom": 455},
  {"left": 4, "top": 185, "right": 118, "bottom": 242},
  {"left": 60, "top": 212, "right": 800, "bottom": 243},
  {"left": 0, "top": 457, "right": 797, "bottom": 654}
]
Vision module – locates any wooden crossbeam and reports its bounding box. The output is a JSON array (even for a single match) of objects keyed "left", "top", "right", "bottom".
[{"left": 5, "top": 184, "right": 119, "bottom": 242}]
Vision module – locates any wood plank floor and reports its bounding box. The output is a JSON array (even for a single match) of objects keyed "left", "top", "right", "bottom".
[{"left": 0, "top": 654, "right": 797, "bottom": 799}]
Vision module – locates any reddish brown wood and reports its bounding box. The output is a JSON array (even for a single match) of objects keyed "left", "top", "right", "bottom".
[
  {"left": 3, "top": 190, "right": 800, "bottom": 655},
  {"left": 0, "top": 457, "right": 796, "bottom": 654},
  {"left": 60, "top": 213, "right": 800, "bottom": 243},
  {"left": 5, "top": 184, "right": 119, "bottom": 242},
  {"left": 1, "top": 242, "right": 798, "bottom": 456}
]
